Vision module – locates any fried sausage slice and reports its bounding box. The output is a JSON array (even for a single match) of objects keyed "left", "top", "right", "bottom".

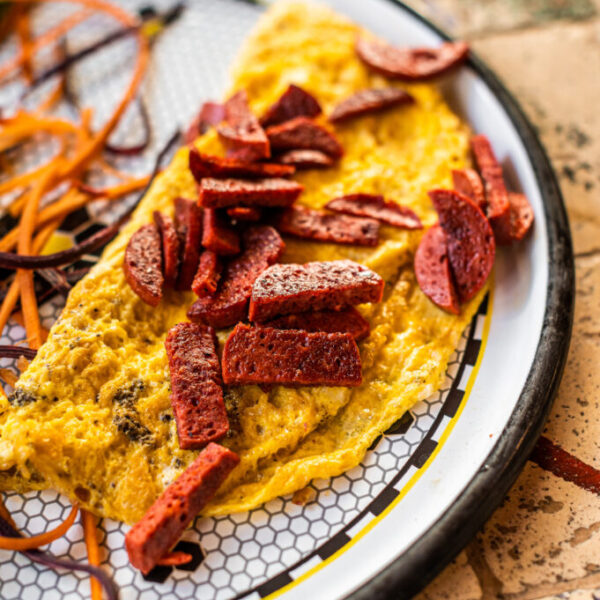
[
  {"left": 325, "top": 193, "right": 422, "bottom": 229},
  {"left": 184, "top": 101, "right": 225, "bottom": 145},
  {"left": 260, "top": 84, "right": 322, "bottom": 128},
  {"left": 188, "top": 226, "right": 285, "bottom": 329},
  {"left": 277, "top": 149, "right": 334, "bottom": 169},
  {"left": 124, "top": 224, "right": 163, "bottom": 307},
  {"left": 153, "top": 211, "right": 180, "bottom": 288},
  {"left": 222, "top": 324, "right": 362, "bottom": 387},
  {"left": 266, "top": 117, "right": 343, "bottom": 159},
  {"left": 265, "top": 307, "right": 370, "bottom": 341},
  {"left": 429, "top": 189, "right": 495, "bottom": 303},
  {"left": 174, "top": 197, "right": 203, "bottom": 291},
  {"left": 249, "top": 259, "right": 384, "bottom": 322},
  {"left": 276, "top": 205, "right": 380, "bottom": 246},
  {"left": 493, "top": 192, "right": 534, "bottom": 245},
  {"left": 188, "top": 149, "right": 295, "bottom": 181},
  {"left": 451, "top": 168, "right": 486, "bottom": 211},
  {"left": 165, "top": 322, "right": 229, "bottom": 450},
  {"left": 199, "top": 177, "right": 303, "bottom": 209},
  {"left": 329, "top": 88, "right": 414, "bottom": 123},
  {"left": 201, "top": 208, "right": 240, "bottom": 256},
  {"left": 125, "top": 443, "right": 239, "bottom": 574},
  {"left": 414, "top": 224, "right": 459, "bottom": 314},
  {"left": 217, "top": 90, "right": 270, "bottom": 162},
  {"left": 355, "top": 38, "right": 469, "bottom": 81},
  {"left": 192, "top": 250, "right": 221, "bottom": 297}
]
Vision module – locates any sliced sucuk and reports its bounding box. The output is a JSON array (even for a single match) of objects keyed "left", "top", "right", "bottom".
[
  {"left": 188, "top": 149, "right": 295, "bottom": 182},
  {"left": 265, "top": 307, "right": 370, "bottom": 341},
  {"left": 493, "top": 192, "right": 534, "bottom": 245},
  {"left": 184, "top": 101, "right": 225, "bottom": 145},
  {"left": 222, "top": 324, "right": 362, "bottom": 387},
  {"left": 277, "top": 149, "right": 334, "bottom": 169},
  {"left": 199, "top": 177, "right": 303, "bottom": 209},
  {"left": 325, "top": 194, "right": 422, "bottom": 229},
  {"left": 202, "top": 208, "right": 240, "bottom": 256},
  {"left": 125, "top": 443, "right": 239, "bottom": 574},
  {"left": 248, "top": 259, "right": 384, "bottom": 322},
  {"left": 451, "top": 168, "right": 485, "bottom": 211},
  {"left": 260, "top": 84, "right": 322, "bottom": 128},
  {"left": 188, "top": 226, "right": 285, "bottom": 329},
  {"left": 470, "top": 135, "right": 510, "bottom": 233},
  {"left": 276, "top": 205, "right": 379, "bottom": 246},
  {"left": 174, "top": 197, "right": 203, "bottom": 291},
  {"left": 266, "top": 117, "right": 343, "bottom": 159},
  {"left": 429, "top": 189, "right": 495, "bottom": 303},
  {"left": 329, "top": 88, "right": 415, "bottom": 123},
  {"left": 165, "top": 322, "right": 229, "bottom": 449},
  {"left": 217, "top": 90, "right": 270, "bottom": 162},
  {"left": 124, "top": 224, "right": 163, "bottom": 307},
  {"left": 192, "top": 250, "right": 221, "bottom": 297},
  {"left": 414, "top": 224, "right": 459, "bottom": 314},
  {"left": 227, "top": 206, "right": 262, "bottom": 222},
  {"left": 153, "top": 211, "right": 180, "bottom": 288},
  {"left": 355, "top": 38, "right": 469, "bottom": 81}
]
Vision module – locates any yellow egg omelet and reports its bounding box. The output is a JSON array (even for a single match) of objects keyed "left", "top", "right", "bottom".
[{"left": 0, "top": 2, "right": 486, "bottom": 524}]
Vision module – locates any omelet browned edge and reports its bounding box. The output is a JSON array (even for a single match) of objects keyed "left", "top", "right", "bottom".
[{"left": 0, "top": 1, "right": 488, "bottom": 524}]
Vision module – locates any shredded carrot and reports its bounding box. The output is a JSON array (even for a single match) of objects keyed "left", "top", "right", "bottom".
[
  {"left": 95, "top": 157, "right": 136, "bottom": 182},
  {"left": 0, "top": 8, "right": 92, "bottom": 82},
  {"left": 0, "top": 114, "right": 79, "bottom": 153},
  {"left": 11, "top": 311, "right": 50, "bottom": 342},
  {"left": 157, "top": 551, "right": 193, "bottom": 567},
  {"left": 0, "top": 369, "right": 18, "bottom": 387},
  {"left": 16, "top": 355, "right": 30, "bottom": 372},
  {"left": 16, "top": 167, "right": 56, "bottom": 350},
  {"left": 0, "top": 497, "right": 17, "bottom": 529},
  {"left": 76, "top": 174, "right": 150, "bottom": 199},
  {"left": 0, "top": 503, "right": 78, "bottom": 551},
  {"left": 0, "top": 219, "right": 62, "bottom": 334},
  {"left": 81, "top": 509, "right": 103, "bottom": 600}
]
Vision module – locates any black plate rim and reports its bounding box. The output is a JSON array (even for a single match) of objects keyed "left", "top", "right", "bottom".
[{"left": 347, "top": 2, "right": 575, "bottom": 599}]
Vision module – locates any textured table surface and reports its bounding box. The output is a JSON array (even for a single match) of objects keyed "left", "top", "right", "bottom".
[{"left": 402, "top": 0, "right": 600, "bottom": 598}]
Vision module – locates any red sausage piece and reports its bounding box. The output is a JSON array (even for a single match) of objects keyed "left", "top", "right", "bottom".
[
  {"left": 188, "top": 226, "right": 285, "bottom": 329},
  {"left": 188, "top": 149, "right": 294, "bottom": 182},
  {"left": 276, "top": 205, "right": 380, "bottom": 246},
  {"left": 329, "top": 88, "right": 414, "bottom": 123},
  {"left": 414, "top": 224, "right": 459, "bottom": 315},
  {"left": 174, "top": 197, "right": 203, "bottom": 292},
  {"left": 124, "top": 224, "right": 163, "bottom": 307},
  {"left": 227, "top": 206, "right": 262, "bottom": 222},
  {"left": 266, "top": 117, "right": 343, "bottom": 159},
  {"left": 277, "top": 149, "right": 334, "bottom": 169},
  {"left": 184, "top": 102, "right": 225, "bottom": 145},
  {"left": 165, "top": 322, "right": 229, "bottom": 450},
  {"left": 493, "top": 192, "right": 534, "bottom": 245},
  {"left": 470, "top": 135, "right": 510, "bottom": 232},
  {"left": 265, "top": 307, "right": 370, "bottom": 341},
  {"left": 260, "top": 84, "right": 322, "bottom": 128},
  {"left": 217, "top": 90, "right": 270, "bottom": 162},
  {"left": 222, "top": 324, "right": 362, "bottom": 387},
  {"left": 153, "top": 211, "right": 180, "bottom": 288},
  {"left": 125, "top": 443, "right": 239, "bottom": 574},
  {"left": 429, "top": 189, "right": 495, "bottom": 303},
  {"left": 201, "top": 208, "right": 240, "bottom": 256},
  {"left": 199, "top": 177, "right": 303, "bottom": 209},
  {"left": 192, "top": 250, "right": 221, "bottom": 297},
  {"left": 325, "top": 193, "right": 422, "bottom": 229},
  {"left": 248, "top": 259, "right": 384, "bottom": 322},
  {"left": 451, "top": 168, "right": 486, "bottom": 211},
  {"left": 355, "top": 38, "right": 469, "bottom": 81}
]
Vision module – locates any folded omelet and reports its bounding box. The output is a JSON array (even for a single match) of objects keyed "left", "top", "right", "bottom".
[{"left": 0, "top": 2, "right": 485, "bottom": 523}]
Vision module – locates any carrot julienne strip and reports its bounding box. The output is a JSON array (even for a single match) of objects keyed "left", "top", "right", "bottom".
[
  {"left": 157, "top": 551, "right": 193, "bottom": 567},
  {"left": 81, "top": 509, "right": 103, "bottom": 600},
  {"left": 0, "top": 504, "right": 78, "bottom": 551}
]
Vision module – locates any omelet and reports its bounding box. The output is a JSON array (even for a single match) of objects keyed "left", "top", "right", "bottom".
[{"left": 0, "top": 2, "right": 486, "bottom": 523}]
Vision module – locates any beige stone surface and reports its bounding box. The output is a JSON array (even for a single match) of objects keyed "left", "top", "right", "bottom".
[{"left": 402, "top": 2, "right": 600, "bottom": 599}]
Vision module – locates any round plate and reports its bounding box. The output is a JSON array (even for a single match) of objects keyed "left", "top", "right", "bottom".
[{"left": 0, "top": 1, "right": 574, "bottom": 599}]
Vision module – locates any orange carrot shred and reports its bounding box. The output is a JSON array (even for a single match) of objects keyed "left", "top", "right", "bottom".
[
  {"left": 0, "top": 369, "right": 18, "bottom": 387},
  {"left": 81, "top": 509, "right": 103, "bottom": 600},
  {"left": 0, "top": 504, "right": 78, "bottom": 551},
  {"left": 157, "top": 551, "right": 193, "bottom": 567}
]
